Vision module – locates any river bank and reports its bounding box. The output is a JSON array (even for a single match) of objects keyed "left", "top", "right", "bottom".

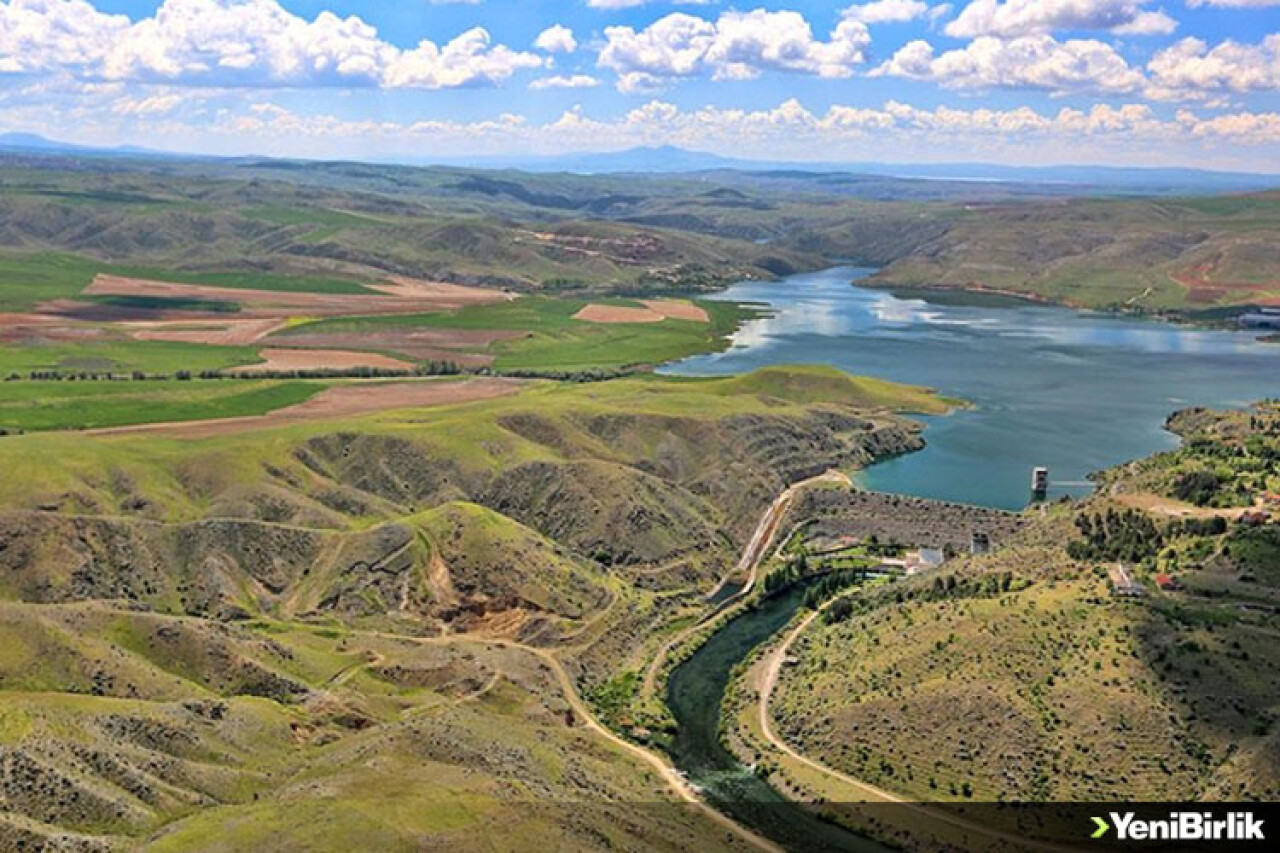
[{"left": 664, "top": 578, "right": 892, "bottom": 853}]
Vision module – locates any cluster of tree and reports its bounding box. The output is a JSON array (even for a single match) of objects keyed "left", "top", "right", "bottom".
[
  {"left": 1172, "top": 469, "right": 1225, "bottom": 507},
  {"left": 8, "top": 362, "right": 469, "bottom": 383},
  {"left": 925, "top": 572, "right": 1015, "bottom": 600},
  {"left": 207, "top": 362, "right": 464, "bottom": 380},
  {"left": 1244, "top": 435, "right": 1279, "bottom": 461},
  {"left": 1068, "top": 509, "right": 1164, "bottom": 563},
  {"left": 1168, "top": 516, "right": 1229, "bottom": 538},
  {"left": 802, "top": 566, "right": 867, "bottom": 610},
  {"left": 862, "top": 534, "right": 906, "bottom": 558},
  {"left": 824, "top": 595, "right": 858, "bottom": 625},
  {"left": 823, "top": 570, "right": 1019, "bottom": 626},
  {"left": 9, "top": 361, "right": 657, "bottom": 385},
  {"left": 763, "top": 554, "right": 808, "bottom": 593},
  {"left": 1248, "top": 414, "right": 1280, "bottom": 436},
  {"left": 488, "top": 366, "right": 642, "bottom": 383},
  {"left": 10, "top": 370, "right": 165, "bottom": 382}
]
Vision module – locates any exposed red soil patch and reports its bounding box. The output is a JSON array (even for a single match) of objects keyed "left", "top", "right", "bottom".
[
  {"left": 369, "top": 275, "right": 515, "bottom": 303},
  {"left": 573, "top": 304, "right": 666, "bottom": 324},
  {"left": 573, "top": 300, "right": 709, "bottom": 324},
  {"left": 640, "top": 299, "right": 709, "bottom": 322},
  {"left": 269, "top": 327, "right": 525, "bottom": 367},
  {"left": 1172, "top": 265, "right": 1280, "bottom": 306},
  {"left": 127, "top": 318, "right": 288, "bottom": 346},
  {"left": 229, "top": 348, "right": 416, "bottom": 374},
  {"left": 0, "top": 313, "right": 59, "bottom": 326},
  {"left": 88, "top": 377, "right": 527, "bottom": 439}
]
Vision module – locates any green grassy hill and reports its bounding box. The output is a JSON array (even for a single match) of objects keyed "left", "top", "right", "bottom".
[
  {"left": 0, "top": 367, "right": 943, "bottom": 850},
  {"left": 758, "top": 403, "right": 1280, "bottom": 812},
  {"left": 859, "top": 194, "right": 1280, "bottom": 310},
  {"left": 4, "top": 158, "right": 1279, "bottom": 313},
  {"left": 0, "top": 166, "right": 810, "bottom": 305}
]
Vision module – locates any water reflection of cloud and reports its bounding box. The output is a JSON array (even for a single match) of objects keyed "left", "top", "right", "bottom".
[
  {"left": 869, "top": 296, "right": 1005, "bottom": 332},
  {"left": 985, "top": 319, "right": 1262, "bottom": 356},
  {"left": 731, "top": 298, "right": 852, "bottom": 344}
]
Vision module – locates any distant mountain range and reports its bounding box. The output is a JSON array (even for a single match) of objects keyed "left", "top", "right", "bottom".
[
  {"left": 442, "top": 145, "right": 1280, "bottom": 193},
  {"left": 0, "top": 131, "right": 179, "bottom": 158},
  {"left": 3, "top": 132, "right": 1278, "bottom": 194}
]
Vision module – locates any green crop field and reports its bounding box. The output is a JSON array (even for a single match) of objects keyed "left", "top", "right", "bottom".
[
  {"left": 0, "top": 251, "right": 103, "bottom": 309},
  {"left": 275, "top": 296, "right": 760, "bottom": 372},
  {"left": 0, "top": 379, "right": 322, "bottom": 432},
  {"left": 0, "top": 338, "right": 263, "bottom": 375}
]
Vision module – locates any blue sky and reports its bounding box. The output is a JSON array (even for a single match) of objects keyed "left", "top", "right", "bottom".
[{"left": 2, "top": 0, "right": 1280, "bottom": 169}]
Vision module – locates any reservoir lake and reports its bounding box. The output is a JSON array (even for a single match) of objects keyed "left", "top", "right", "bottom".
[{"left": 667, "top": 267, "right": 1280, "bottom": 510}]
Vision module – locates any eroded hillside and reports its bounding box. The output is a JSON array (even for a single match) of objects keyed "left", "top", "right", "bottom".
[{"left": 0, "top": 366, "right": 942, "bottom": 851}]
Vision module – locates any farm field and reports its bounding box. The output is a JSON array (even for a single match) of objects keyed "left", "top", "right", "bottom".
[
  {"left": 0, "top": 379, "right": 322, "bottom": 432},
  {"left": 0, "top": 339, "right": 263, "bottom": 376},
  {"left": 273, "top": 296, "right": 756, "bottom": 372},
  {"left": 0, "top": 250, "right": 761, "bottom": 434}
]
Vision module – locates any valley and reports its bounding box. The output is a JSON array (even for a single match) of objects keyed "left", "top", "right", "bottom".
[{"left": 0, "top": 152, "right": 1277, "bottom": 853}]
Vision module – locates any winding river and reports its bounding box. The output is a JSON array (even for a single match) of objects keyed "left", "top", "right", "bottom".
[
  {"left": 658, "top": 267, "right": 1279, "bottom": 850},
  {"left": 666, "top": 581, "right": 889, "bottom": 853},
  {"left": 667, "top": 267, "right": 1279, "bottom": 510}
]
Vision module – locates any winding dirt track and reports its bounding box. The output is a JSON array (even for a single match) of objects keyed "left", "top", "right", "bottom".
[{"left": 758, "top": 609, "right": 903, "bottom": 803}]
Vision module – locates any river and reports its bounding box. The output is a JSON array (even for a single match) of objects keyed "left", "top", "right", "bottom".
[
  {"left": 666, "top": 580, "right": 890, "bottom": 853},
  {"left": 666, "top": 267, "right": 1279, "bottom": 510}
]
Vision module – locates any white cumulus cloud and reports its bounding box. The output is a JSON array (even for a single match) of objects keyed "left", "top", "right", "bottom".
[
  {"left": 599, "top": 9, "right": 871, "bottom": 91},
  {"left": 529, "top": 73, "right": 599, "bottom": 89},
  {"left": 875, "top": 34, "right": 1145, "bottom": 95},
  {"left": 534, "top": 24, "right": 577, "bottom": 53},
  {"left": 1146, "top": 34, "right": 1280, "bottom": 100},
  {"left": 945, "top": 0, "right": 1176, "bottom": 38},
  {"left": 586, "top": 0, "right": 713, "bottom": 8},
  {"left": 841, "top": 1, "right": 935, "bottom": 25},
  {"left": 0, "top": 0, "right": 543, "bottom": 88},
  {"left": 1187, "top": 1, "right": 1280, "bottom": 6}
]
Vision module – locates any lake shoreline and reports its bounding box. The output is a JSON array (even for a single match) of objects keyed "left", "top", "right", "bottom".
[{"left": 668, "top": 266, "right": 1278, "bottom": 511}]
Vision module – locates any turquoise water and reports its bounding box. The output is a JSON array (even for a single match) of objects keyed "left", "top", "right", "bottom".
[{"left": 667, "top": 267, "right": 1279, "bottom": 510}]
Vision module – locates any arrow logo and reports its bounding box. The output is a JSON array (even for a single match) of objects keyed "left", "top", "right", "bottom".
[{"left": 1091, "top": 816, "right": 1110, "bottom": 839}]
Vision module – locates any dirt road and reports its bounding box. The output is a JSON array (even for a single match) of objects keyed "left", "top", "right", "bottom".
[{"left": 1115, "top": 491, "right": 1252, "bottom": 520}]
